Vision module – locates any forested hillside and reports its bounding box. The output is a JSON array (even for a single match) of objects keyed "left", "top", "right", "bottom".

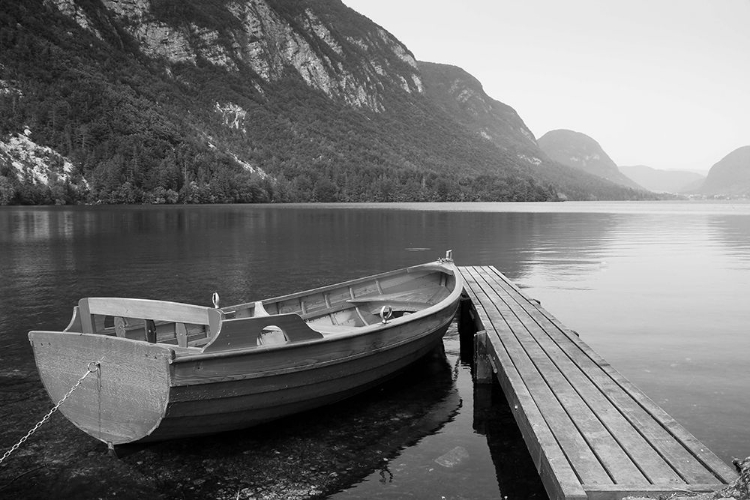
[{"left": 0, "top": 0, "right": 652, "bottom": 205}]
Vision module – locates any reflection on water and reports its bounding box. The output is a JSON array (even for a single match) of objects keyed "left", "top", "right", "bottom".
[
  {"left": 135, "top": 340, "right": 475, "bottom": 500},
  {"left": 1, "top": 202, "right": 749, "bottom": 496},
  {"left": 0, "top": 208, "right": 75, "bottom": 243},
  {"left": 331, "top": 333, "right": 547, "bottom": 499}
]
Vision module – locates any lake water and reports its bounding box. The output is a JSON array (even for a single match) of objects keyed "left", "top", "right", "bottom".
[{"left": 1, "top": 201, "right": 749, "bottom": 498}]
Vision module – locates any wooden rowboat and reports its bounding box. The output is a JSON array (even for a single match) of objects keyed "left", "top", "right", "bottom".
[{"left": 28, "top": 253, "right": 463, "bottom": 449}]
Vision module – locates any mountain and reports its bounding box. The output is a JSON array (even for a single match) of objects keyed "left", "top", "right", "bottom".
[
  {"left": 415, "top": 62, "right": 650, "bottom": 200},
  {"left": 697, "top": 146, "right": 750, "bottom": 197},
  {"left": 619, "top": 165, "right": 705, "bottom": 194},
  {"left": 418, "top": 62, "right": 538, "bottom": 156},
  {"left": 537, "top": 129, "right": 644, "bottom": 190},
  {"left": 0, "top": 0, "right": 653, "bottom": 205}
]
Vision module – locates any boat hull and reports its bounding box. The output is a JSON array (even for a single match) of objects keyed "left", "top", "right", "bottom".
[
  {"left": 28, "top": 259, "right": 462, "bottom": 445},
  {"left": 156, "top": 314, "right": 454, "bottom": 441},
  {"left": 30, "top": 309, "right": 454, "bottom": 445}
]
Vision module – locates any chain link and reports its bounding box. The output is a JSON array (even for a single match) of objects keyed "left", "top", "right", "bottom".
[{"left": 0, "top": 362, "right": 100, "bottom": 465}]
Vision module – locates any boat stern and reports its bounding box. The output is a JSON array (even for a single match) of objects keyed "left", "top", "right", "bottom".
[{"left": 28, "top": 330, "right": 173, "bottom": 446}]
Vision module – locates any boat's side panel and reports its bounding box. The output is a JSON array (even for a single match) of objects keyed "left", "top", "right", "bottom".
[
  {"left": 173, "top": 302, "right": 457, "bottom": 384},
  {"left": 146, "top": 302, "right": 458, "bottom": 441},
  {"left": 151, "top": 318, "right": 452, "bottom": 441},
  {"left": 28, "top": 331, "right": 172, "bottom": 445}
]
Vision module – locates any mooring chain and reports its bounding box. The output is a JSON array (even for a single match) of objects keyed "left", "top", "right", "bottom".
[{"left": 0, "top": 361, "right": 100, "bottom": 465}]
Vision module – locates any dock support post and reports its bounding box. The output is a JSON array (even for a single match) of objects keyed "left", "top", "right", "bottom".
[
  {"left": 458, "top": 292, "right": 477, "bottom": 363},
  {"left": 474, "top": 330, "right": 494, "bottom": 384}
]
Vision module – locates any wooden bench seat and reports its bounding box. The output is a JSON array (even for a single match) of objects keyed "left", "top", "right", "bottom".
[{"left": 78, "top": 297, "right": 221, "bottom": 348}]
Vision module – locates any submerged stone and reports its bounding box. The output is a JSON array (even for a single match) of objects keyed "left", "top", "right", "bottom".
[{"left": 435, "top": 446, "right": 470, "bottom": 468}]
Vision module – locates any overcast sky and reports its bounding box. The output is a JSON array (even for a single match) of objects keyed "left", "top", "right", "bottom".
[{"left": 343, "top": 0, "right": 750, "bottom": 173}]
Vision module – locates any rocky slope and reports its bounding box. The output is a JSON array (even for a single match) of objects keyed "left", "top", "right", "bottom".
[
  {"left": 418, "top": 62, "right": 539, "bottom": 161},
  {"left": 697, "top": 146, "right": 750, "bottom": 197},
  {"left": 620, "top": 165, "right": 705, "bottom": 194},
  {"left": 538, "top": 129, "right": 644, "bottom": 190},
  {"left": 0, "top": 128, "right": 83, "bottom": 204},
  {"left": 51, "top": 0, "right": 424, "bottom": 110},
  {"left": 0, "top": 0, "right": 651, "bottom": 204}
]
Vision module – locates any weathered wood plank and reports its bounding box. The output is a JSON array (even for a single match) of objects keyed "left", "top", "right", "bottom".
[
  {"left": 464, "top": 266, "right": 618, "bottom": 484},
  {"left": 463, "top": 267, "right": 600, "bottom": 498},
  {"left": 176, "top": 323, "right": 188, "bottom": 348},
  {"left": 82, "top": 297, "right": 216, "bottom": 326},
  {"left": 462, "top": 272, "right": 588, "bottom": 500},
  {"left": 458, "top": 265, "right": 737, "bottom": 500},
  {"left": 483, "top": 267, "right": 737, "bottom": 485},
  {"left": 484, "top": 267, "right": 725, "bottom": 484},
  {"left": 346, "top": 286, "right": 449, "bottom": 305},
  {"left": 583, "top": 483, "right": 729, "bottom": 500},
  {"left": 474, "top": 267, "right": 686, "bottom": 485},
  {"left": 28, "top": 330, "right": 172, "bottom": 445},
  {"left": 145, "top": 319, "right": 157, "bottom": 344},
  {"left": 266, "top": 269, "right": 439, "bottom": 316},
  {"left": 473, "top": 330, "right": 494, "bottom": 384}
]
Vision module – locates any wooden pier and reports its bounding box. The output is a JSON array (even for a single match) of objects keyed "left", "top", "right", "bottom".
[{"left": 457, "top": 266, "right": 738, "bottom": 500}]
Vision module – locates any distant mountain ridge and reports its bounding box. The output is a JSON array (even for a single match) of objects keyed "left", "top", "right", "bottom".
[
  {"left": 698, "top": 146, "right": 750, "bottom": 196},
  {"left": 619, "top": 165, "right": 704, "bottom": 194},
  {"left": 537, "top": 129, "right": 644, "bottom": 190},
  {"left": 0, "top": 0, "right": 653, "bottom": 204}
]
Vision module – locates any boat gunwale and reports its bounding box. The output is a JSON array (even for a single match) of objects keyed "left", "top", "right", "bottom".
[
  {"left": 171, "top": 261, "right": 462, "bottom": 363},
  {"left": 239, "top": 262, "right": 456, "bottom": 311}
]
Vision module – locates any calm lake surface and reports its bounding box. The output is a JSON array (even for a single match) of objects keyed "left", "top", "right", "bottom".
[{"left": 1, "top": 201, "right": 749, "bottom": 498}]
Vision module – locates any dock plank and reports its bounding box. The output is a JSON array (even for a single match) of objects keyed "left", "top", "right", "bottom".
[
  {"left": 462, "top": 271, "right": 592, "bottom": 499},
  {"left": 458, "top": 266, "right": 737, "bottom": 500},
  {"left": 465, "top": 267, "right": 639, "bottom": 484},
  {"left": 484, "top": 267, "right": 726, "bottom": 485},
  {"left": 473, "top": 267, "right": 685, "bottom": 485},
  {"left": 483, "top": 267, "right": 738, "bottom": 485}
]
